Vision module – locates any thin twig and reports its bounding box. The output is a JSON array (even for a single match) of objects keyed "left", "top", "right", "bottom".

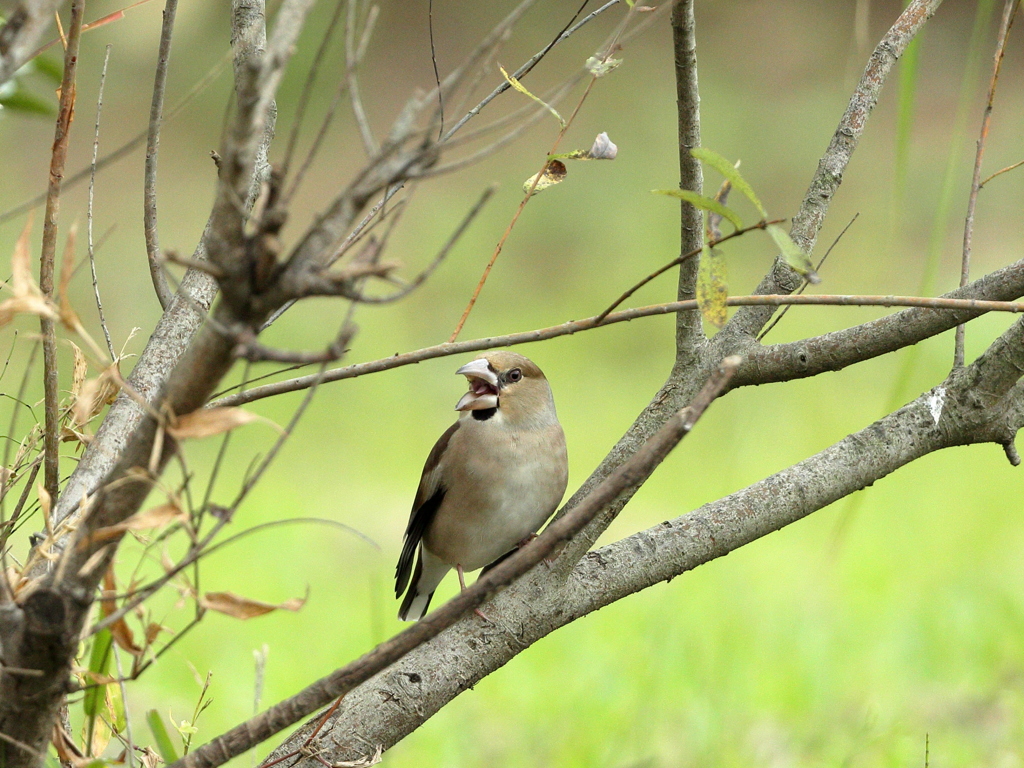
[
  {"left": 346, "top": 0, "right": 378, "bottom": 156},
  {"left": 448, "top": 3, "right": 653, "bottom": 341},
  {"left": 980, "top": 159, "right": 1024, "bottom": 187},
  {"left": 440, "top": 0, "right": 619, "bottom": 143},
  {"left": 143, "top": 0, "right": 180, "bottom": 311},
  {"left": 351, "top": 185, "right": 496, "bottom": 304},
  {"left": 173, "top": 357, "right": 740, "bottom": 768},
  {"left": 758, "top": 212, "right": 859, "bottom": 341},
  {"left": 280, "top": 0, "right": 346, "bottom": 180},
  {"left": 91, "top": 514, "right": 372, "bottom": 637},
  {"left": 89, "top": 45, "right": 116, "bottom": 361},
  {"left": 39, "top": 0, "right": 87, "bottom": 506},
  {"left": 428, "top": 0, "right": 443, "bottom": 140},
  {"left": 0, "top": 341, "right": 40, "bottom": 570},
  {"left": 955, "top": 0, "right": 1019, "bottom": 367},
  {"left": 597, "top": 219, "right": 781, "bottom": 323},
  {"left": 0, "top": 49, "right": 232, "bottom": 228},
  {"left": 214, "top": 290, "right": 1024, "bottom": 409},
  {"left": 726, "top": 0, "right": 945, "bottom": 339}
]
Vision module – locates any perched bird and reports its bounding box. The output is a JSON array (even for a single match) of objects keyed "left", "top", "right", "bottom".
[{"left": 395, "top": 351, "right": 568, "bottom": 621}]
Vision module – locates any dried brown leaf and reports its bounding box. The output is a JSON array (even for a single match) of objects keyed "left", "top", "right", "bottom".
[
  {"left": 73, "top": 364, "right": 121, "bottom": 428},
  {"left": 139, "top": 747, "right": 162, "bottom": 768},
  {"left": 0, "top": 294, "right": 57, "bottom": 326},
  {"left": 69, "top": 340, "right": 88, "bottom": 402},
  {"left": 37, "top": 483, "right": 52, "bottom": 522},
  {"left": 51, "top": 723, "right": 90, "bottom": 768},
  {"left": 11, "top": 215, "right": 35, "bottom": 298},
  {"left": 89, "top": 503, "right": 187, "bottom": 545},
  {"left": 58, "top": 222, "right": 78, "bottom": 321},
  {"left": 168, "top": 407, "right": 259, "bottom": 440},
  {"left": 102, "top": 567, "right": 144, "bottom": 656},
  {"left": 145, "top": 621, "right": 170, "bottom": 645},
  {"left": 523, "top": 159, "right": 567, "bottom": 197},
  {"left": 200, "top": 590, "right": 307, "bottom": 620}
]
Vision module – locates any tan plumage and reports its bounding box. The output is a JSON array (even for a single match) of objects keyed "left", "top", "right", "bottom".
[{"left": 395, "top": 351, "right": 568, "bottom": 621}]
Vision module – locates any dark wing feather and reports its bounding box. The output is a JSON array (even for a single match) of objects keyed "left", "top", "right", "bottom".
[{"left": 394, "top": 421, "right": 459, "bottom": 597}]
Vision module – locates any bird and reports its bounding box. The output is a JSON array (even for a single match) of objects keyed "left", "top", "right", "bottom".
[{"left": 395, "top": 350, "right": 568, "bottom": 621}]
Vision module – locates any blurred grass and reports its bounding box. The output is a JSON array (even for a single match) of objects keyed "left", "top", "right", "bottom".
[{"left": 1, "top": 1, "right": 1024, "bottom": 766}]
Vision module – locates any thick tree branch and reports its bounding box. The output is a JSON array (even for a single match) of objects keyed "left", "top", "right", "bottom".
[
  {"left": 48, "top": 0, "right": 282, "bottom": 534},
  {"left": 175, "top": 359, "right": 742, "bottom": 768},
  {"left": 265, "top": 309, "right": 1024, "bottom": 768}
]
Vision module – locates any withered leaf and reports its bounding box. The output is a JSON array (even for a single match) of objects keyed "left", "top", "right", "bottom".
[
  {"left": 89, "top": 503, "right": 188, "bottom": 545},
  {"left": 200, "top": 590, "right": 307, "bottom": 620},
  {"left": 523, "top": 160, "right": 567, "bottom": 197},
  {"left": 168, "top": 407, "right": 259, "bottom": 440},
  {"left": 696, "top": 244, "right": 728, "bottom": 329}
]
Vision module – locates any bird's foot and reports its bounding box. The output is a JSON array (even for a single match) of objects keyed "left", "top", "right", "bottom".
[{"left": 456, "top": 564, "right": 494, "bottom": 623}]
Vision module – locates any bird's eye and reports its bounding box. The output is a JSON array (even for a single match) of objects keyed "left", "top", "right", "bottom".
[{"left": 507, "top": 368, "right": 522, "bottom": 383}]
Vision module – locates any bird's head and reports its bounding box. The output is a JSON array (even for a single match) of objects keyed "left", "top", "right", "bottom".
[{"left": 454, "top": 351, "right": 556, "bottom": 426}]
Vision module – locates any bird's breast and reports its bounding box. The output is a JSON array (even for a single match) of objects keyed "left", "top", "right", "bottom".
[{"left": 423, "top": 421, "right": 568, "bottom": 571}]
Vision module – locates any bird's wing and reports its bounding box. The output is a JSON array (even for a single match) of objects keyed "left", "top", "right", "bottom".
[{"left": 395, "top": 421, "right": 459, "bottom": 596}]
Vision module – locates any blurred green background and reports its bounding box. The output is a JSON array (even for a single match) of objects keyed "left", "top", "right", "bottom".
[{"left": 2, "top": 0, "right": 1024, "bottom": 765}]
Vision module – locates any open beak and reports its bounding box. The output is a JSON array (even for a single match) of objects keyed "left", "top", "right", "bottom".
[{"left": 455, "top": 359, "right": 499, "bottom": 411}]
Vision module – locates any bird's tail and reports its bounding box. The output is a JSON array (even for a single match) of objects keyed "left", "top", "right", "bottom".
[
  {"left": 398, "top": 549, "right": 449, "bottom": 621},
  {"left": 398, "top": 588, "right": 435, "bottom": 622}
]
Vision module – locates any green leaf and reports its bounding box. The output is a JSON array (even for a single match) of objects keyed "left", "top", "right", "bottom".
[
  {"left": 690, "top": 147, "right": 767, "bottom": 217},
  {"left": 83, "top": 629, "right": 113, "bottom": 756},
  {"left": 84, "top": 630, "right": 113, "bottom": 718},
  {"left": 652, "top": 189, "right": 743, "bottom": 231},
  {"left": 499, "top": 66, "right": 564, "bottom": 128},
  {"left": 696, "top": 244, "right": 728, "bottom": 329},
  {"left": 108, "top": 682, "right": 127, "bottom": 734},
  {"left": 147, "top": 710, "right": 180, "bottom": 764},
  {"left": 0, "top": 88, "right": 54, "bottom": 116},
  {"left": 767, "top": 224, "right": 820, "bottom": 284}
]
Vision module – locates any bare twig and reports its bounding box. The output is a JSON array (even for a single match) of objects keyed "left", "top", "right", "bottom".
[
  {"left": 440, "top": 0, "right": 620, "bottom": 143},
  {"left": 89, "top": 45, "right": 116, "bottom": 361},
  {"left": 214, "top": 282, "right": 1024, "bottom": 409},
  {"left": 757, "top": 212, "right": 860, "bottom": 341},
  {"left": 352, "top": 185, "right": 496, "bottom": 305},
  {"left": 143, "top": 0, "right": 180, "bottom": 311},
  {"left": 980, "top": 159, "right": 1024, "bottom": 187},
  {"left": 39, "top": 0, "right": 86, "bottom": 506},
  {"left": 447, "top": 4, "right": 652, "bottom": 341},
  {"left": 172, "top": 358, "right": 740, "bottom": 768},
  {"left": 279, "top": 0, "right": 346, "bottom": 180},
  {"left": 346, "top": 0, "right": 377, "bottom": 156},
  {"left": 0, "top": 48, "right": 231, "bottom": 228},
  {"left": 597, "top": 219, "right": 781, "bottom": 323},
  {"left": 955, "top": 0, "right": 1019, "bottom": 367}
]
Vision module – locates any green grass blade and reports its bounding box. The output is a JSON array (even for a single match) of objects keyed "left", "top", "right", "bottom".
[{"left": 147, "top": 710, "right": 180, "bottom": 764}]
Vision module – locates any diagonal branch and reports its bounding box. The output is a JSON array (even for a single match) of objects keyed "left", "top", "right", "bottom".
[
  {"left": 173, "top": 358, "right": 742, "bottom": 768},
  {"left": 262, "top": 301, "right": 1024, "bottom": 768},
  {"left": 722, "top": 0, "right": 945, "bottom": 340}
]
